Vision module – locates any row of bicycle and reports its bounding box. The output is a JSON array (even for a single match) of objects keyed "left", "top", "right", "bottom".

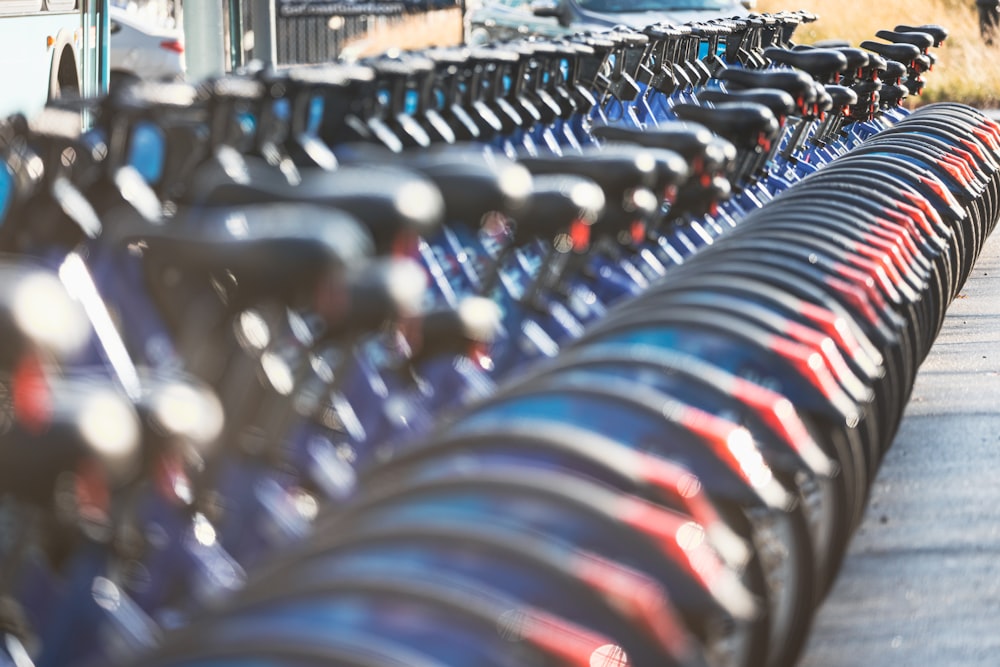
[{"left": 0, "top": 11, "right": 993, "bottom": 667}]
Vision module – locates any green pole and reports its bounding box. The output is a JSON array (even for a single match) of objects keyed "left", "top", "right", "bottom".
[
  {"left": 228, "top": 0, "right": 244, "bottom": 70},
  {"left": 99, "top": 0, "right": 109, "bottom": 94},
  {"left": 183, "top": 1, "right": 227, "bottom": 81}
]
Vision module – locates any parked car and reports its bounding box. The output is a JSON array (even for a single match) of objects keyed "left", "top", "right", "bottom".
[
  {"left": 109, "top": 5, "right": 185, "bottom": 87},
  {"left": 466, "top": 0, "right": 577, "bottom": 44},
  {"left": 466, "top": 0, "right": 754, "bottom": 44}
]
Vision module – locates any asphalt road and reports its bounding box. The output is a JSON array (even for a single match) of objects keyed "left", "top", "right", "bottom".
[{"left": 797, "top": 226, "right": 1000, "bottom": 665}]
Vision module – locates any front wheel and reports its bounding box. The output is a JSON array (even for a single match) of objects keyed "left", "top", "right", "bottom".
[{"left": 48, "top": 37, "right": 80, "bottom": 103}]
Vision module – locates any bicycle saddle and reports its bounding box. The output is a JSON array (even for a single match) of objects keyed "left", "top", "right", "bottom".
[
  {"left": 597, "top": 143, "right": 690, "bottom": 197},
  {"left": 135, "top": 203, "right": 372, "bottom": 311},
  {"left": 861, "top": 51, "right": 888, "bottom": 76},
  {"left": 880, "top": 60, "right": 908, "bottom": 85},
  {"left": 763, "top": 47, "right": 849, "bottom": 83},
  {"left": 850, "top": 79, "right": 883, "bottom": 99},
  {"left": 879, "top": 83, "right": 909, "bottom": 108},
  {"left": 697, "top": 88, "right": 797, "bottom": 122},
  {"left": 875, "top": 29, "right": 934, "bottom": 53},
  {"left": 510, "top": 173, "right": 605, "bottom": 245},
  {"left": 859, "top": 40, "right": 921, "bottom": 67},
  {"left": 671, "top": 102, "right": 780, "bottom": 151},
  {"left": 516, "top": 148, "right": 658, "bottom": 198},
  {"left": 335, "top": 144, "right": 533, "bottom": 223},
  {"left": 812, "top": 83, "right": 834, "bottom": 113},
  {"left": 894, "top": 23, "right": 947, "bottom": 46},
  {"left": 717, "top": 68, "right": 816, "bottom": 108},
  {"left": 515, "top": 150, "right": 660, "bottom": 240},
  {"left": 319, "top": 258, "right": 428, "bottom": 339},
  {"left": 829, "top": 47, "right": 870, "bottom": 78},
  {"left": 671, "top": 174, "right": 731, "bottom": 220},
  {"left": 409, "top": 296, "right": 502, "bottom": 364},
  {"left": 824, "top": 84, "right": 858, "bottom": 110},
  {"left": 704, "top": 137, "right": 739, "bottom": 173},
  {"left": 396, "top": 148, "right": 533, "bottom": 221},
  {"left": 590, "top": 121, "right": 718, "bottom": 164},
  {"left": 190, "top": 161, "right": 445, "bottom": 254}
]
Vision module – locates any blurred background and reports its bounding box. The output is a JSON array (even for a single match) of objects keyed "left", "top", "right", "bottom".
[
  {"left": 756, "top": 0, "right": 1000, "bottom": 106},
  {"left": 110, "top": 0, "right": 181, "bottom": 27},
  {"left": 111, "top": 0, "right": 999, "bottom": 107}
]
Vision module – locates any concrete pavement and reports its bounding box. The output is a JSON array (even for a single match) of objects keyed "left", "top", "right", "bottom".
[{"left": 798, "top": 227, "right": 1000, "bottom": 665}]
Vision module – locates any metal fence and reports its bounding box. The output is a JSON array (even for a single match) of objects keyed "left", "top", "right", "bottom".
[
  {"left": 116, "top": 1, "right": 460, "bottom": 70},
  {"left": 238, "top": 0, "right": 411, "bottom": 65}
]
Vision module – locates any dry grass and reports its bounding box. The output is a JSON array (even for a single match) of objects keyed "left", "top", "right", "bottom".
[
  {"left": 339, "top": 8, "right": 464, "bottom": 59},
  {"left": 757, "top": 0, "right": 1000, "bottom": 107}
]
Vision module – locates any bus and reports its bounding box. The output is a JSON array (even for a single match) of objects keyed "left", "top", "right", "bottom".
[{"left": 0, "top": 0, "right": 108, "bottom": 119}]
